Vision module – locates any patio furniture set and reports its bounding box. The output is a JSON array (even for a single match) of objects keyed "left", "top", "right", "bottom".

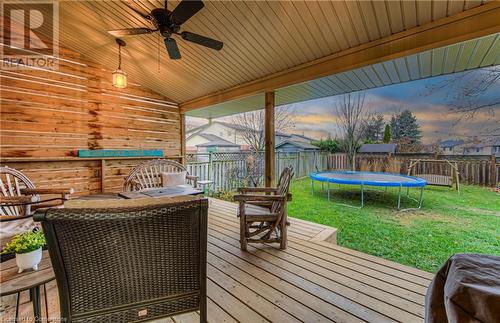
[{"left": 0, "top": 160, "right": 294, "bottom": 323}]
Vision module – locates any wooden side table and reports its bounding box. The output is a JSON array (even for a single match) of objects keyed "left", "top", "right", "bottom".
[{"left": 0, "top": 251, "right": 54, "bottom": 323}]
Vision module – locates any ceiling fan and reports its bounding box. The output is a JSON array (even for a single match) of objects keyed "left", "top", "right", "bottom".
[{"left": 108, "top": 0, "right": 223, "bottom": 60}]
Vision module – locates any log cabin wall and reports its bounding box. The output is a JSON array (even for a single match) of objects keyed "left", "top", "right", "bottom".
[{"left": 0, "top": 46, "right": 182, "bottom": 195}]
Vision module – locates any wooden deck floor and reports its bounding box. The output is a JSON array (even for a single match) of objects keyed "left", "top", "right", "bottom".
[{"left": 1, "top": 198, "right": 433, "bottom": 323}]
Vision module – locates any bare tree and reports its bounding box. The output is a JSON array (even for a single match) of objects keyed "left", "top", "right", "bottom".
[
  {"left": 336, "top": 93, "right": 367, "bottom": 170},
  {"left": 230, "top": 105, "right": 296, "bottom": 150},
  {"left": 426, "top": 67, "right": 500, "bottom": 120}
]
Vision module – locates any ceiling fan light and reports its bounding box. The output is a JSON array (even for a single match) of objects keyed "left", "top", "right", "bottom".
[{"left": 112, "top": 69, "right": 127, "bottom": 88}]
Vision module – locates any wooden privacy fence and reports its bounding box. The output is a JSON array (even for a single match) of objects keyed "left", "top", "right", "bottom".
[
  {"left": 186, "top": 151, "right": 328, "bottom": 191},
  {"left": 326, "top": 153, "right": 499, "bottom": 187},
  {"left": 327, "top": 153, "right": 349, "bottom": 171}
]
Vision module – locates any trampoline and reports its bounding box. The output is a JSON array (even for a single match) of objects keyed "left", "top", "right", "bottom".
[{"left": 310, "top": 171, "right": 427, "bottom": 209}]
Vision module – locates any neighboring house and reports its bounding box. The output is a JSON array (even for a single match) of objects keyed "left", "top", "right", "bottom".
[
  {"left": 196, "top": 141, "right": 240, "bottom": 154},
  {"left": 358, "top": 143, "right": 396, "bottom": 154},
  {"left": 186, "top": 121, "right": 316, "bottom": 150},
  {"left": 463, "top": 138, "right": 500, "bottom": 156},
  {"left": 187, "top": 121, "right": 249, "bottom": 148},
  {"left": 186, "top": 133, "right": 240, "bottom": 153},
  {"left": 275, "top": 140, "right": 320, "bottom": 153},
  {"left": 439, "top": 139, "right": 464, "bottom": 155},
  {"left": 186, "top": 133, "right": 212, "bottom": 151}
]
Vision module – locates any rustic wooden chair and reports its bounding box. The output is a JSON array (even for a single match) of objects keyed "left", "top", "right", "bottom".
[
  {"left": 234, "top": 166, "right": 294, "bottom": 251},
  {"left": 123, "top": 159, "right": 198, "bottom": 191},
  {"left": 34, "top": 197, "right": 208, "bottom": 322},
  {"left": 0, "top": 166, "right": 73, "bottom": 254}
]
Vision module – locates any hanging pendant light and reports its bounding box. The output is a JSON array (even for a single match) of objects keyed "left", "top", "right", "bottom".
[{"left": 112, "top": 38, "right": 127, "bottom": 88}]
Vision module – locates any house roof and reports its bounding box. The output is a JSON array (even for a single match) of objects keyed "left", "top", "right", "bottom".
[
  {"left": 215, "top": 121, "right": 256, "bottom": 133},
  {"left": 186, "top": 124, "right": 209, "bottom": 136},
  {"left": 439, "top": 140, "right": 464, "bottom": 148},
  {"left": 358, "top": 144, "right": 396, "bottom": 153},
  {"left": 275, "top": 131, "right": 291, "bottom": 138},
  {"left": 187, "top": 121, "right": 296, "bottom": 139},
  {"left": 276, "top": 140, "right": 320, "bottom": 150},
  {"left": 291, "top": 133, "right": 315, "bottom": 141},
  {"left": 216, "top": 122, "right": 290, "bottom": 138},
  {"left": 194, "top": 133, "right": 239, "bottom": 148},
  {"left": 186, "top": 121, "right": 256, "bottom": 136}
]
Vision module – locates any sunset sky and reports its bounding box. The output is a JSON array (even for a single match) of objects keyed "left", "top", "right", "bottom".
[{"left": 187, "top": 67, "right": 499, "bottom": 144}]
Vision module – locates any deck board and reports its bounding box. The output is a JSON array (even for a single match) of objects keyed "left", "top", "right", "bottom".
[{"left": 0, "top": 198, "right": 431, "bottom": 323}]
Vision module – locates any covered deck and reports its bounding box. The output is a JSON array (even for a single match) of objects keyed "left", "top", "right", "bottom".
[
  {"left": 1, "top": 199, "right": 432, "bottom": 323},
  {"left": 2, "top": 1, "right": 498, "bottom": 322}
]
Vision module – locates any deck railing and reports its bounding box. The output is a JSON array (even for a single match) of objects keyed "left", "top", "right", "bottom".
[
  {"left": 186, "top": 151, "right": 497, "bottom": 191},
  {"left": 186, "top": 151, "right": 329, "bottom": 191}
]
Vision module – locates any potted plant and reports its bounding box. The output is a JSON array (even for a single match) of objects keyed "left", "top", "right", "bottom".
[{"left": 1, "top": 231, "right": 46, "bottom": 273}]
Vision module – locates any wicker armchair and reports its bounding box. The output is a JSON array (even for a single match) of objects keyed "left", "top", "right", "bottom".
[
  {"left": 34, "top": 197, "right": 208, "bottom": 323},
  {"left": 0, "top": 166, "right": 73, "bottom": 253},
  {"left": 123, "top": 159, "right": 198, "bottom": 191},
  {"left": 234, "top": 166, "right": 294, "bottom": 251}
]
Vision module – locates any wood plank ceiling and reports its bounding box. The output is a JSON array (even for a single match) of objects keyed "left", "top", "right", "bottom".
[
  {"left": 187, "top": 32, "right": 500, "bottom": 118},
  {"left": 16, "top": 0, "right": 491, "bottom": 108}
]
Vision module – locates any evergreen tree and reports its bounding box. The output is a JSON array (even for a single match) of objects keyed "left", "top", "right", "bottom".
[
  {"left": 383, "top": 124, "right": 391, "bottom": 143},
  {"left": 390, "top": 110, "right": 422, "bottom": 144}
]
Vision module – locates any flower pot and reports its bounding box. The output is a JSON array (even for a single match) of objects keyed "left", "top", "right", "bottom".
[{"left": 16, "top": 247, "right": 43, "bottom": 273}]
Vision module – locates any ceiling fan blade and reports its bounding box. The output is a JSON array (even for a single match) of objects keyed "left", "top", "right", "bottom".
[
  {"left": 181, "top": 31, "right": 223, "bottom": 51},
  {"left": 164, "top": 38, "right": 181, "bottom": 59},
  {"left": 108, "top": 28, "right": 155, "bottom": 37},
  {"left": 170, "top": 0, "right": 204, "bottom": 25}
]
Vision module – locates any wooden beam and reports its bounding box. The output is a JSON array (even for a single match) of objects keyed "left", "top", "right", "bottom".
[
  {"left": 180, "top": 2, "right": 500, "bottom": 113},
  {"left": 264, "top": 92, "right": 275, "bottom": 187}
]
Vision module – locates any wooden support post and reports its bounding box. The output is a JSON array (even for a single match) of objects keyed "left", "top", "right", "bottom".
[
  {"left": 265, "top": 91, "right": 275, "bottom": 187},
  {"left": 180, "top": 113, "right": 186, "bottom": 166}
]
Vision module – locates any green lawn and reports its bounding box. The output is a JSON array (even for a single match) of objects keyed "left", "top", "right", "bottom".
[{"left": 287, "top": 178, "right": 500, "bottom": 273}]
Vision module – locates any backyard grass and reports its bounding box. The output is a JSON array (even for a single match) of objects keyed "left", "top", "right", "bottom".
[{"left": 287, "top": 178, "right": 500, "bottom": 273}]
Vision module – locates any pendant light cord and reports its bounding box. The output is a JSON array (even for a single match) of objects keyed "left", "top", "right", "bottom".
[{"left": 118, "top": 43, "right": 122, "bottom": 69}]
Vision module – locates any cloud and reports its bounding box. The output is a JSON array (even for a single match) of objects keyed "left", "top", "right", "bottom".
[{"left": 294, "top": 114, "right": 339, "bottom": 124}]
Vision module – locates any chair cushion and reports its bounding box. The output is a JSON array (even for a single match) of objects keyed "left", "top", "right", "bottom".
[{"left": 161, "top": 171, "right": 187, "bottom": 187}]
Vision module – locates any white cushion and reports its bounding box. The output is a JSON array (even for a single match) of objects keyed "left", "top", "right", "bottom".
[{"left": 161, "top": 171, "right": 187, "bottom": 187}]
